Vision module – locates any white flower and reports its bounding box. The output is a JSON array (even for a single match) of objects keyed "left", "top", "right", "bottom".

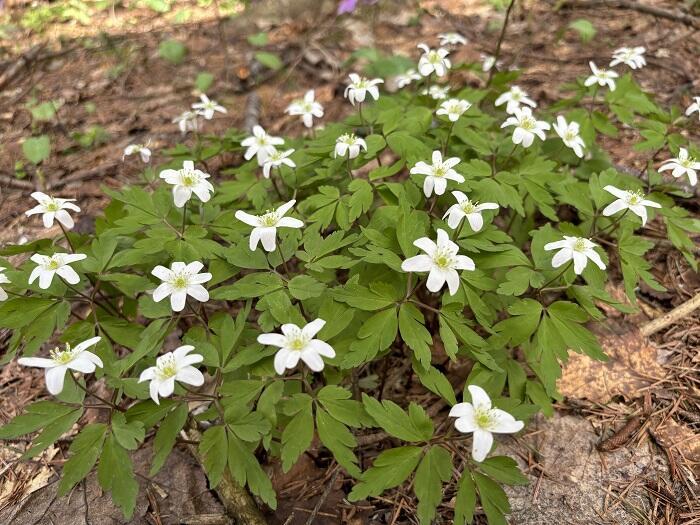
[
  {"left": 334, "top": 133, "right": 367, "bottom": 159},
  {"left": 29, "top": 253, "right": 87, "bottom": 289},
  {"left": 395, "top": 69, "right": 421, "bottom": 89},
  {"left": 138, "top": 345, "right": 204, "bottom": 404},
  {"left": 495, "top": 86, "right": 536, "bottom": 115},
  {"left": 241, "top": 125, "right": 284, "bottom": 165},
  {"left": 610, "top": 46, "right": 646, "bottom": 69},
  {"left": 235, "top": 200, "right": 304, "bottom": 252},
  {"left": 584, "top": 61, "right": 618, "bottom": 91},
  {"left": 438, "top": 32, "right": 467, "bottom": 46},
  {"left": 436, "top": 98, "right": 472, "bottom": 122},
  {"left": 344, "top": 73, "right": 383, "bottom": 105},
  {"left": 159, "top": 160, "right": 214, "bottom": 208},
  {"left": 258, "top": 318, "right": 335, "bottom": 375},
  {"left": 173, "top": 110, "right": 200, "bottom": 135},
  {"left": 552, "top": 116, "right": 585, "bottom": 158},
  {"left": 481, "top": 54, "right": 496, "bottom": 72},
  {"left": 286, "top": 90, "right": 324, "bottom": 128},
  {"left": 262, "top": 148, "right": 296, "bottom": 179},
  {"left": 685, "top": 97, "right": 700, "bottom": 120},
  {"left": 18, "top": 337, "right": 102, "bottom": 395},
  {"left": 422, "top": 85, "right": 449, "bottom": 100},
  {"left": 25, "top": 192, "right": 81, "bottom": 230},
  {"left": 410, "top": 150, "right": 464, "bottom": 198},
  {"left": 417, "top": 43, "right": 451, "bottom": 77},
  {"left": 443, "top": 191, "right": 499, "bottom": 231},
  {"left": 0, "top": 267, "right": 9, "bottom": 301},
  {"left": 123, "top": 143, "right": 152, "bottom": 163},
  {"left": 151, "top": 261, "right": 212, "bottom": 312},
  {"left": 192, "top": 94, "right": 227, "bottom": 120},
  {"left": 659, "top": 148, "right": 699, "bottom": 186},
  {"left": 544, "top": 236, "right": 606, "bottom": 275},
  {"left": 602, "top": 186, "right": 661, "bottom": 226},
  {"left": 501, "top": 107, "right": 550, "bottom": 148},
  {"left": 449, "top": 385, "right": 524, "bottom": 462},
  {"left": 401, "top": 228, "right": 475, "bottom": 295}
]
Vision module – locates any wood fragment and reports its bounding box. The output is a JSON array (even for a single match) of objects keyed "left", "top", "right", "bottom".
[
  {"left": 184, "top": 427, "right": 268, "bottom": 525},
  {"left": 597, "top": 415, "right": 643, "bottom": 452},
  {"left": 0, "top": 44, "right": 45, "bottom": 90},
  {"left": 557, "top": 0, "right": 700, "bottom": 29},
  {"left": 180, "top": 514, "right": 232, "bottom": 525},
  {"left": 640, "top": 292, "right": 700, "bottom": 337}
]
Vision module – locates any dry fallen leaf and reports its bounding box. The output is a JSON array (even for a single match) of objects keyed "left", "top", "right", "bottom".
[
  {"left": 557, "top": 329, "right": 665, "bottom": 403},
  {"left": 653, "top": 418, "right": 700, "bottom": 473}
]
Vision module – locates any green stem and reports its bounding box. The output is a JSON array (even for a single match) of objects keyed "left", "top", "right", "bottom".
[
  {"left": 485, "top": 0, "right": 516, "bottom": 89},
  {"left": 442, "top": 121, "right": 455, "bottom": 155},
  {"left": 537, "top": 261, "right": 573, "bottom": 294},
  {"left": 72, "top": 374, "right": 125, "bottom": 412}
]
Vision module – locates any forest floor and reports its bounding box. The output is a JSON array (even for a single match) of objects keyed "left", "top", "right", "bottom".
[{"left": 0, "top": 0, "right": 699, "bottom": 523}]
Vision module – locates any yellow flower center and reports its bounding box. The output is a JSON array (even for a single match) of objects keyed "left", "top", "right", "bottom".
[
  {"left": 433, "top": 248, "right": 454, "bottom": 269},
  {"left": 520, "top": 117, "right": 535, "bottom": 130},
  {"left": 475, "top": 409, "right": 494, "bottom": 429},
  {"left": 627, "top": 191, "right": 644, "bottom": 205},
  {"left": 50, "top": 345, "right": 73, "bottom": 364},
  {"left": 461, "top": 201, "right": 477, "bottom": 214},
  {"left": 48, "top": 259, "right": 60, "bottom": 270},
  {"left": 573, "top": 238, "right": 587, "bottom": 252},
  {"left": 260, "top": 212, "right": 278, "bottom": 227},
  {"left": 290, "top": 338, "right": 306, "bottom": 351},
  {"left": 173, "top": 275, "right": 188, "bottom": 289},
  {"left": 428, "top": 51, "right": 440, "bottom": 64},
  {"left": 681, "top": 158, "right": 693, "bottom": 168},
  {"left": 45, "top": 201, "right": 60, "bottom": 212},
  {"left": 565, "top": 130, "right": 577, "bottom": 141},
  {"left": 157, "top": 355, "right": 178, "bottom": 378},
  {"left": 434, "top": 166, "right": 447, "bottom": 178}
]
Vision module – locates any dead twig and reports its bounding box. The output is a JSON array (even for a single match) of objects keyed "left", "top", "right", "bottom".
[
  {"left": 0, "top": 44, "right": 46, "bottom": 91},
  {"left": 640, "top": 292, "right": 700, "bottom": 337}
]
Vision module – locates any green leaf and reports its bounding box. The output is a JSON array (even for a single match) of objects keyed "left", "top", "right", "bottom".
[
  {"left": 158, "top": 39, "right": 187, "bottom": 64},
  {"left": 398, "top": 303, "right": 433, "bottom": 367},
  {"left": 412, "top": 363, "right": 457, "bottom": 405},
  {"left": 195, "top": 72, "right": 214, "bottom": 92},
  {"left": 331, "top": 280, "right": 396, "bottom": 311},
  {"left": 112, "top": 412, "right": 145, "bottom": 450},
  {"left": 199, "top": 425, "right": 228, "bottom": 488},
  {"left": 316, "top": 408, "right": 361, "bottom": 477},
  {"left": 281, "top": 394, "right": 314, "bottom": 472},
  {"left": 247, "top": 32, "right": 268, "bottom": 46},
  {"left": 58, "top": 423, "right": 107, "bottom": 496},
  {"left": 474, "top": 472, "right": 510, "bottom": 525},
  {"left": 288, "top": 275, "right": 326, "bottom": 300},
  {"left": 211, "top": 273, "right": 284, "bottom": 300},
  {"left": 362, "top": 395, "right": 432, "bottom": 442},
  {"left": 414, "top": 445, "right": 452, "bottom": 524},
  {"left": 255, "top": 51, "right": 282, "bottom": 70},
  {"left": 227, "top": 431, "right": 277, "bottom": 508},
  {"left": 479, "top": 456, "right": 529, "bottom": 485},
  {"left": 318, "top": 386, "right": 369, "bottom": 427},
  {"left": 348, "top": 446, "right": 423, "bottom": 501},
  {"left": 568, "top": 19, "right": 596, "bottom": 42},
  {"left": 150, "top": 404, "right": 188, "bottom": 475},
  {"left": 454, "top": 472, "right": 477, "bottom": 525},
  {"left": 22, "top": 135, "right": 51, "bottom": 165},
  {"left": 98, "top": 434, "right": 139, "bottom": 519}
]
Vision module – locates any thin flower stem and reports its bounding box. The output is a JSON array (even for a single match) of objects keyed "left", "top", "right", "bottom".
[
  {"left": 270, "top": 171, "right": 284, "bottom": 201},
  {"left": 501, "top": 143, "right": 517, "bottom": 169},
  {"left": 537, "top": 261, "right": 573, "bottom": 294},
  {"left": 452, "top": 220, "right": 466, "bottom": 241},
  {"left": 181, "top": 203, "right": 188, "bottom": 235},
  {"left": 588, "top": 86, "right": 598, "bottom": 118},
  {"left": 409, "top": 299, "right": 441, "bottom": 314},
  {"left": 71, "top": 374, "right": 125, "bottom": 412},
  {"left": 277, "top": 244, "right": 291, "bottom": 277},
  {"left": 346, "top": 157, "right": 354, "bottom": 180},
  {"left": 58, "top": 223, "right": 76, "bottom": 252},
  {"left": 442, "top": 121, "right": 455, "bottom": 155},
  {"left": 592, "top": 209, "right": 628, "bottom": 240},
  {"left": 485, "top": 0, "right": 516, "bottom": 89},
  {"left": 358, "top": 102, "right": 366, "bottom": 130}
]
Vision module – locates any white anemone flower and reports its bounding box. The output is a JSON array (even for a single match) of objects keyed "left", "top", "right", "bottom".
[
  {"left": 659, "top": 148, "right": 699, "bottom": 186},
  {"left": 241, "top": 125, "right": 284, "bottom": 165},
  {"left": 438, "top": 32, "right": 467, "bottom": 46},
  {"left": 29, "top": 253, "right": 87, "bottom": 289},
  {"left": 286, "top": 90, "right": 324, "bottom": 128},
  {"left": 159, "top": 160, "right": 214, "bottom": 208},
  {"left": 552, "top": 116, "right": 585, "bottom": 158},
  {"left": 235, "top": 200, "right": 304, "bottom": 252},
  {"left": 25, "top": 192, "right": 81, "bottom": 230},
  {"left": 262, "top": 148, "right": 296, "bottom": 179},
  {"left": 410, "top": 150, "right": 464, "bottom": 198},
  {"left": 401, "top": 228, "right": 475, "bottom": 296},
  {"left": 501, "top": 107, "right": 550, "bottom": 148},
  {"left": 334, "top": 133, "right": 367, "bottom": 159},
  {"left": 151, "top": 261, "right": 212, "bottom": 313},
  {"left": 123, "top": 143, "right": 152, "bottom": 163},
  {"left": 423, "top": 85, "right": 450, "bottom": 100},
  {"left": 494, "top": 86, "right": 536, "bottom": 114},
  {"left": 602, "top": 186, "right": 661, "bottom": 226},
  {"left": 344, "top": 73, "right": 383, "bottom": 105},
  {"left": 544, "top": 236, "right": 606, "bottom": 275},
  {"left": 258, "top": 318, "right": 335, "bottom": 375},
  {"left": 395, "top": 69, "right": 422, "bottom": 89},
  {"left": 610, "top": 46, "right": 646, "bottom": 69},
  {"left": 173, "top": 110, "right": 200, "bottom": 135},
  {"left": 138, "top": 346, "right": 204, "bottom": 404},
  {"left": 584, "top": 61, "right": 618, "bottom": 91},
  {"left": 192, "top": 94, "right": 227, "bottom": 120},
  {"left": 443, "top": 191, "right": 499, "bottom": 231},
  {"left": 0, "top": 267, "right": 9, "bottom": 301},
  {"left": 436, "top": 98, "right": 472, "bottom": 122},
  {"left": 18, "top": 337, "right": 102, "bottom": 395},
  {"left": 449, "top": 385, "right": 524, "bottom": 462},
  {"left": 685, "top": 97, "right": 700, "bottom": 120},
  {"left": 481, "top": 54, "right": 496, "bottom": 72},
  {"left": 417, "top": 43, "right": 451, "bottom": 77}
]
